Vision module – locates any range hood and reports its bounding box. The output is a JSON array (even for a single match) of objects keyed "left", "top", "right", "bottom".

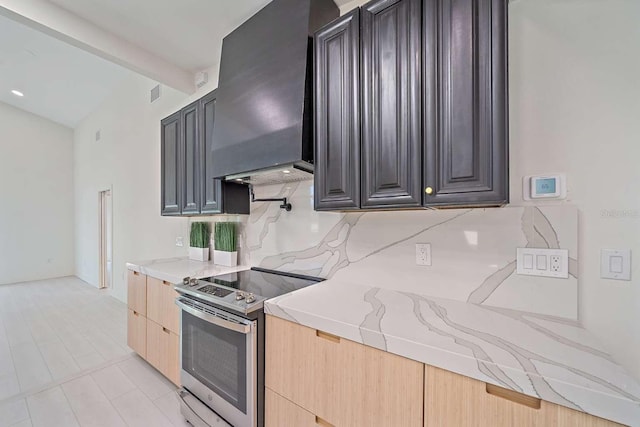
[{"left": 211, "top": 0, "right": 338, "bottom": 184}]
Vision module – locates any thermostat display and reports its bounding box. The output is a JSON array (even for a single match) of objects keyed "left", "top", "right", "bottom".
[
  {"left": 523, "top": 174, "right": 566, "bottom": 200},
  {"left": 535, "top": 178, "right": 556, "bottom": 195}
]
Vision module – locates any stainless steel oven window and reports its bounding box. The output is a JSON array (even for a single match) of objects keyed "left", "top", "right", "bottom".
[{"left": 182, "top": 310, "right": 248, "bottom": 412}]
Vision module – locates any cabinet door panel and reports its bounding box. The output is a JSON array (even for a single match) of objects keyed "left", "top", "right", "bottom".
[
  {"left": 127, "top": 270, "right": 146, "bottom": 315},
  {"left": 315, "top": 9, "right": 360, "bottom": 210},
  {"left": 181, "top": 101, "right": 200, "bottom": 214},
  {"left": 146, "top": 319, "right": 180, "bottom": 386},
  {"left": 200, "top": 90, "right": 225, "bottom": 214},
  {"left": 424, "top": 365, "right": 622, "bottom": 427},
  {"left": 361, "top": 0, "right": 422, "bottom": 208},
  {"left": 266, "top": 315, "right": 423, "bottom": 427},
  {"left": 127, "top": 309, "right": 146, "bottom": 358},
  {"left": 423, "top": 0, "right": 508, "bottom": 206},
  {"left": 161, "top": 112, "right": 181, "bottom": 215},
  {"left": 146, "top": 277, "right": 179, "bottom": 334},
  {"left": 265, "top": 388, "right": 318, "bottom": 427}
]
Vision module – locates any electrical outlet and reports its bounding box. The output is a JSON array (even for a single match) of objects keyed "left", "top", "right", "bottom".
[
  {"left": 550, "top": 255, "right": 562, "bottom": 273},
  {"left": 516, "top": 248, "right": 569, "bottom": 278},
  {"left": 416, "top": 243, "right": 432, "bottom": 266},
  {"left": 176, "top": 237, "right": 184, "bottom": 247}
]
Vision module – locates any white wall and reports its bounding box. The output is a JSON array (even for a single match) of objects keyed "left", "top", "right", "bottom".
[
  {"left": 509, "top": 0, "right": 640, "bottom": 380},
  {"left": 73, "top": 66, "right": 219, "bottom": 302},
  {"left": 0, "top": 101, "right": 74, "bottom": 284},
  {"left": 75, "top": 0, "right": 640, "bottom": 378}
]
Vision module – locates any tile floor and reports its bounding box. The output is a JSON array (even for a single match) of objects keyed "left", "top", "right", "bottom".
[{"left": 0, "top": 277, "right": 187, "bottom": 427}]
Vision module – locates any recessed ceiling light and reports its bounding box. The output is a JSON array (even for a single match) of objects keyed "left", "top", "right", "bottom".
[
  {"left": 11, "top": 90, "right": 24, "bottom": 97},
  {"left": 282, "top": 170, "right": 290, "bottom": 174}
]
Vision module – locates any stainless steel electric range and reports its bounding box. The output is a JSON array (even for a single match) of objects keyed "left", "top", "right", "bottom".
[{"left": 174, "top": 267, "right": 323, "bottom": 427}]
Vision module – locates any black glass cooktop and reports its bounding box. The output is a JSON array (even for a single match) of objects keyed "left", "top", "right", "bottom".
[{"left": 203, "top": 267, "right": 323, "bottom": 300}]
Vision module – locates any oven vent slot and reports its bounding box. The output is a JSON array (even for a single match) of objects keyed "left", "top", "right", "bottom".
[{"left": 179, "top": 297, "right": 244, "bottom": 325}]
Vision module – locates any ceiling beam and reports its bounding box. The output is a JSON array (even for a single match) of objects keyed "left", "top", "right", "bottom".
[{"left": 0, "top": 0, "right": 195, "bottom": 94}]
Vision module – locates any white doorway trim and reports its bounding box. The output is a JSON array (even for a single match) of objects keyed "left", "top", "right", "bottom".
[{"left": 98, "top": 189, "right": 113, "bottom": 289}]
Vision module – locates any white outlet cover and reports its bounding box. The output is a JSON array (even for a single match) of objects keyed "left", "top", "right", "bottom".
[
  {"left": 516, "top": 248, "right": 569, "bottom": 278},
  {"left": 601, "top": 249, "right": 631, "bottom": 281},
  {"left": 415, "top": 243, "right": 432, "bottom": 266}
]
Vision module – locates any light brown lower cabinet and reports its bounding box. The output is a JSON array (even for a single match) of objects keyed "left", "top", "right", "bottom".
[
  {"left": 265, "top": 315, "right": 423, "bottom": 427},
  {"left": 424, "top": 365, "right": 622, "bottom": 427},
  {"left": 127, "top": 309, "right": 146, "bottom": 358},
  {"left": 146, "top": 319, "right": 180, "bottom": 386},
  {"left": 265, "top": 315, "right": 623, "bottom": 427},
  {"left": 127, "top": 271, "right": 180, "bottom": 386},
  {"left": 265, "top": 388, "right": 318, "bottom": 427}
]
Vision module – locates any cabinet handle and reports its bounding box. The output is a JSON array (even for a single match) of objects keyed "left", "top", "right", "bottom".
[
  {"left": 316, "top": 330, "right": 340, "bottom": 343},
  {"left": 133, "top": 311, "right": 139, "bottom": 317},
  {"left": 315, "top": 416, "right": 334, "bottom": 427},
  {"left": 162, "top": 327, "right": 170, "bottom": 334},
  {"left": 486, "top": 383, "right": 541, "bottom": 409},
  {"left": 162, "top": 280, "right": 171, "bottom": 286},
  {"left": 133, "top": 271, "right": 140, "bottom": 276},
  {"left": 425, "top": 186, "right": 434, "bottom": 195}
]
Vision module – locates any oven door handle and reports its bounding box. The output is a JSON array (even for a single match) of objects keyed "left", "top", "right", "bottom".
[{"left": 176, "top": 299, "right": 252, "bottom": 334}]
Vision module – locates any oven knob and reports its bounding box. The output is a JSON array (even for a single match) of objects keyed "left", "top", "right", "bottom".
[
  {"left": 245, "top": 293, "right": 256, "bottom": 304},
  {"left": 235, "top": 291, "right": 245, "bottom": 301}
]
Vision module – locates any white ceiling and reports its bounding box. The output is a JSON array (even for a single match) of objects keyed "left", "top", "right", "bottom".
[
  {"left": 45, "top": 0, "right": 273, "bottom": 73},
  {"left": 0, "top": 13, "right": 133, "bottom": 128},
  {"left": 0, "top": 0, "right": 345, "bottom": 127}
]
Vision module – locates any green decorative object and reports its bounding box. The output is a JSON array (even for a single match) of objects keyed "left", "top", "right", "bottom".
[
  {"left": 213, "top": 222, "right": 238, "bottom": 267},
  {"left": 189, "top": 222, "right": 210, "bottom": 262}
]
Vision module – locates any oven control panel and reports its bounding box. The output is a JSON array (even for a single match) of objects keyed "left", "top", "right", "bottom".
[{"left": 176, "top": 278, "right": 265, "bottom": 314}]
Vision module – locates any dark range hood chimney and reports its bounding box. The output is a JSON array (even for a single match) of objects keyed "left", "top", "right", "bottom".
[{"left": 211, "top": 0, "right": 338, "bottom": 185}]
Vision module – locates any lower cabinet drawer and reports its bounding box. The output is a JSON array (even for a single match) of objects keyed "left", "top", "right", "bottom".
[
  {"left": 146, "top": 319, "right": 180, "bottom": 386},
  {"left": 127, "top": 309, "right": 146, "bottom": 358},
  {"left": 266, "top": 315, "right": 423, "bottom": 427},
  {"left": 265, "top": 388, "right": 319, "bottom": 427},
  {"left": 424, "top": 365, "right": 622, "bottom": 427}
]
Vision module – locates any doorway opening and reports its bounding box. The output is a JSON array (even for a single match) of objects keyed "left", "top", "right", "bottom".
[{"left": 99, "top": 189, "right": 113, "bottom": 289}]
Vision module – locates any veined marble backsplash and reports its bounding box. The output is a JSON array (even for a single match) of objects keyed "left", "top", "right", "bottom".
[{"left": 200, "top": 180, "right": 579, "bottom": 319}]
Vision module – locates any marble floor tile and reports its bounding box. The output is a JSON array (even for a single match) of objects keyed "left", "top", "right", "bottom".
[
  {"left": 27, "top": 386, "right": 80, "bottom": 427},
  {"left": 153, "top": 391, "right": 190, "bottom": 427},
  {"left": 10, "top": 342, "right": 52, "bottom": 392},
  {"left": 116, "top": 356, "right": 175, "bottom": 400},
  {"left": 61, "top": 376, "right": 126, "bottom": 427},
  {"left": 38, "top": 341, "right": 81, "bottom": 380},
  {"left": 0, "top": 398, "right": 29, "bottom": 427},
  {"left": 90, "top": 365, "right": 136, "bottom": 400},
  {"left": 111, "top": 389, "right": 173, "bottom": 427}
]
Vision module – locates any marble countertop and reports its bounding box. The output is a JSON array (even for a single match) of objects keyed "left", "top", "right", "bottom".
[
  {"left": 265, "top": 280, "right": 640, "bottom": 426},
  {"left": 126, "top": 257, "right": 249, "bottom": 284}
]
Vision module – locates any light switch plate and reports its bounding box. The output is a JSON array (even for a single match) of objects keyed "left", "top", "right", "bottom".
[
  {"left": 600, "top": 249, "right": 631, "bottom": 281},
  {"left": 516, "top": 248, "right": 569, "bottom": 278},
  {"left": 176, "top": 237, "right": 184, "bottom": 247}
]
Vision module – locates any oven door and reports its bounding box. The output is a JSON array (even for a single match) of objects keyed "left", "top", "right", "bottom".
[{"left": 176, "top": 297, "right": 257, "bottom": 427}]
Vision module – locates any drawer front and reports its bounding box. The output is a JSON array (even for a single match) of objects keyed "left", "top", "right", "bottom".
[
  {"left": 127, "top": 270, "right": 146, "bottom": 314},
  {"left": 265, "top": 388, "right": 318, "bottom": 427},
  {"left": 146, "top": 319, "right": 180, "bottom": 386},
  {"left": 127, "top": 309, "right": 146, "bottom": 358},
  {"left": 147, "top": 277, "right": 180, "bottom": 333},
  {"left": 424, "top": 365, "right": 622, "bottom": 427},
  {"left": 266, "top": 315, "right": 423, "bottom": 427}
]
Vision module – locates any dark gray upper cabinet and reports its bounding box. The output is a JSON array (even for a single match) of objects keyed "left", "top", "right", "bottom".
[
  {"left": 314, "top": 9, "right": 361, "bottom": 211},
  {"left": 361, "top": 0, "right": 423, "bottom": 209},
  {"left": 160, "top": 90, "right": 250, "bottom": 217},
  {"left": 161, "top": 112, "right": 181, "bottom": 216},
  {"left": 199, "top": 90, "right": 224, "bottom": 214},
  {"left": 423, "top": 0, "right": 508, "bottom": 206},
  {"left": 180, "top": 101, "right": 200, "bottom": 215}
]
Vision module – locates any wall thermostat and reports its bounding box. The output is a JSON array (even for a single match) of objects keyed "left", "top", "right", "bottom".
[{"left": 523, "top": 174, "right": 566, "bottom": 200}]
